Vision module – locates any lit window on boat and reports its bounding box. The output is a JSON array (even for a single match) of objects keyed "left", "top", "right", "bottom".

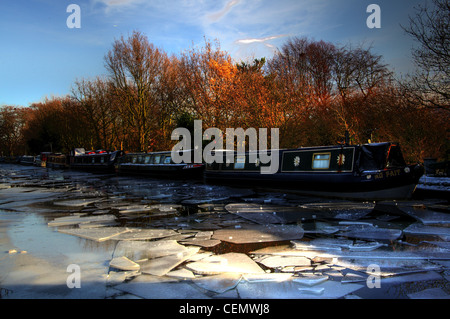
[
  {"left": 164, "top": 156, "right": 171, "bottom": 164},
  {"left": 144, "top": 156, "right": 151, "bottom": 164},
  {"left": 154, "top": 155, "right": 161, "bottom": 164},
  {"left": 132, "top": 156, "right": 137, "bottom": 164},
  {"left": 312, "top": 153, "right": 331, "bottom": 169}
]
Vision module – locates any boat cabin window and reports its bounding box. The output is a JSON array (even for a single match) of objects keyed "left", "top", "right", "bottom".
[
  {"left": 234, "top": 155, "right": 246, "bottom": 169},
  {"left": 144, "top": 155, "right": 151, "bottom": 164},
  {"left": 132, "top": 156, "right": 137, "bottom": 164},
  {"left": 153, "top": 155, "right": 161, "bottom": 164},
  {"left": 312, "top": 153, "right": 331, "bottom": 169},
  {"left": 164, "top": 156, "right": 171, "bottom": 164}
]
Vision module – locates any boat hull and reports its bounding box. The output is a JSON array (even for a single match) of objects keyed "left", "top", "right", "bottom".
[
  {"left": 203, "top": 143, "right": 424, "bottom": 200},
  {"left": 116, "top": 152, "right": 204, "bottom": 180}
]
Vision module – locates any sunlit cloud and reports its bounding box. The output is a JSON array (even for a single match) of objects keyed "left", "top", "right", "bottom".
[
  {"left": 207, "top": 0, "right": 241, "bottom": 23},
  {"left": 235, "top": 35, "right": 288, "bottom": 45}
]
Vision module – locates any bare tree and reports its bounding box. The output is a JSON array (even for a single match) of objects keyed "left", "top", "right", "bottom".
[
  {"left": 71, "top": 77, "right": 119, "bottom": 150},
  {"left": 402, "top": 0, "right": 449, "bottom": 111},
  {"left": 104, "top": 31, "right": 169, "bottom": 151}
]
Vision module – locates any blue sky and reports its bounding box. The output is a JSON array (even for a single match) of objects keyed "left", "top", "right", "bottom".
[{"left": 0, "top": 0, "right": 425, "bottom": 107}]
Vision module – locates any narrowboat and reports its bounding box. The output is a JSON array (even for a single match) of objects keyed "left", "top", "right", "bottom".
[
  {"left": 116, "top": 150, "right": 204, "bottom": 179},
  {"left": 204, "top": 142, "right": 424, "bottom": 200},
  {"left": 35, "top": 152, "right": 51, "bottom": 167},
  {"left": 46, "top": 153, "right": 69, "bottom": 169},
  {"left": 68, "top": 148, "right": 123, "bottom": 172},
  {"left": 19, "top": 155, "right": 35, "bottom": 165}
]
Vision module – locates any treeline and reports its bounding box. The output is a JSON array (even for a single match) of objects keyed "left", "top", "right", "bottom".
[{"left": 1, "top": 26, "right": 449, "bottom": 162}]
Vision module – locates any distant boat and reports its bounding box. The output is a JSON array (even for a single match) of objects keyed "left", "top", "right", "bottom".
[
  {"left": 204, "top": 142, "right": 424, "bottom": 200},
  {"left": 68, "top": 148, "right": 123, "bottom": 172},
  {"left": 46, "top": 153, "right": 68, "bottom": 169},
  {"left": 116, "top": 150, "right": 204, "bottom": 179},
  {"left": 19, "top": 155, "right": 35, "bottom": 165}
]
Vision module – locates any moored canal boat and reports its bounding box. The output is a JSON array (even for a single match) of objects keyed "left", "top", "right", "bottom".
[
  {"left": 204, "top": 142, "right": 424, "bottom": 200},
  {"left": 68, "top": 148, "right": 123, "bottom": 172},
  {"left": 19, "top": 155, "right": 35, "bottom": 165},
  {"left": 46, "top": 153, "right": 69, "bottom": 169},
  {"left": 116, "top": 150, "right": 204, "bottom": 179}
]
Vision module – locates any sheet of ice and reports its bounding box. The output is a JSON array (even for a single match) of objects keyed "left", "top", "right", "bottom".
[
  {"left": 114, "top": 275, "right": 210, "bottom": 299},
  {"left": 139, "top": 246, "right": 200, "bottom": 276},
  {"left": 53, "top": 198, "right": 102, "bottom": 207},
  {"left": 242, "top": 273, "right": 293, "bottom": 283},
  {"left": 225, "top": 203, "right": 306, "bottom": 224},
  {"left": 180, "top": 238, "right": 222, "bottom": 248},
  {"left": 166, "top": 268, "right": 196, "bottom": 279},
  {"left": 48, "top": 214, "right": 116, "bottom": 227},
  {"left": 299, "top": 202, "right": 375, "bottom": 221},
  {"left": 113, "top": 240, "right": 193, "bottom": 261},
  {"left": 403, "top": 222, "right": 450, "bottom": 240},
  {"left": 257, "top": 255, "right": 311, "bottom": 268},
  {"left": 110, "top": 228, "right": 178, "bottom": 241},
  {"left": 212, "top": 224, "right": 304, "bottom": 244},
  {"left": 339, "top": 224, "right": 402, "bottom": 241},
  {"left": 192, "top": 273, "right": 242, "bottom": 294},
  {"left": 186, "top": 253, "right": 265, "bottom": 275},
  {"left": 292, "top": 275, "right": 329, "bottom": 286},
  {"left": 58, "top": 227, "right": 131, "bottom": 242},
  {"left": 407, "top": 288, "right": 450, "bottom": 299},
  {"left": 110, "top": 256, "right": 140, "bottom": 271},
  {"left": 398, "top": 207, "right": 450, "bottom": 225},
  {"left": 236, "top": 278, "right": 363, "bottom": 299}
]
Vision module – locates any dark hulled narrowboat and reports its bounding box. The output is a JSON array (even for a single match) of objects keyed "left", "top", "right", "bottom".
[
  {"left": 116, "top": 150, "right": 204, "bottom": 179},
  {"left": 19, "top": 155, "right": 35, "bottom": 166},
  {"left": 69, "top": 148, "right": 123, "bottom": 172},
  {"left": 204, "top": 142, "right": 424, "bottom": 200},
  {"left": 46, "top": 153, "right": 69, "bottom": 169}
]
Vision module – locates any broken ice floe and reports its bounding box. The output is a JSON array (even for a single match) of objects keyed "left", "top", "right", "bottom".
[
  {"left": 403, "top": 222, "right": 450, "bottom": 241},
  {"left": 139, "top": 246, "right": 200, "bottom": 276},
  {"left": 110, "top": 256, "right": 140, "bottom": 271},
  {"left": 186, "top": 253, "right": 265, "bottom": 275},
  {"left": 236, "top": 278, "right": 363, "bottom": 299},
  {"left": 212, "top": 224, "right": 304, "bottom": 244},
  {"left": 53, "top": 198, "right": 102, "bottom": 207},
  {"left": 58, "top": 227, "right": 130, "bottom": 242},
  {"left": 48, "top": 214, "right": 117, "bottom": 227}
]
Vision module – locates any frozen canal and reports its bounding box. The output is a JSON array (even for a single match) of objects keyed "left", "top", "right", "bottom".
[{"left": 1, "top": 163, "right": 449, "bottom": 302}]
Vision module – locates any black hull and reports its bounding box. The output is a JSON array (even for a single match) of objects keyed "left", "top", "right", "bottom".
[
  {"left": 117, "top": 165, "right": 204, "bottom": 180},
  {"left": 203, "top": 143, "right": 424, "bottom": 200},
  {"left": 204, "top": 166, "right": 422, "bottom": 200}
]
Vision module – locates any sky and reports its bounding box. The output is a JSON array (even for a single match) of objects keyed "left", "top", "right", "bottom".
[{"left": 0, "top": 0, "right": 426, "bottom": 107}]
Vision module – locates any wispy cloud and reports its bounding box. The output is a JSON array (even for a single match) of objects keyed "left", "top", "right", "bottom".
[
  {"left": 88, "top": 0, "right": 333, "bottom": 60},
  {"left": 93, "top": 0, "right": 146, "bottom": 13},
  {"left": 207, "top": 0, "right": 241, "bottom": 23},
  {"left": 235, "top": 35, "right": 288, "bottom": 45}
]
